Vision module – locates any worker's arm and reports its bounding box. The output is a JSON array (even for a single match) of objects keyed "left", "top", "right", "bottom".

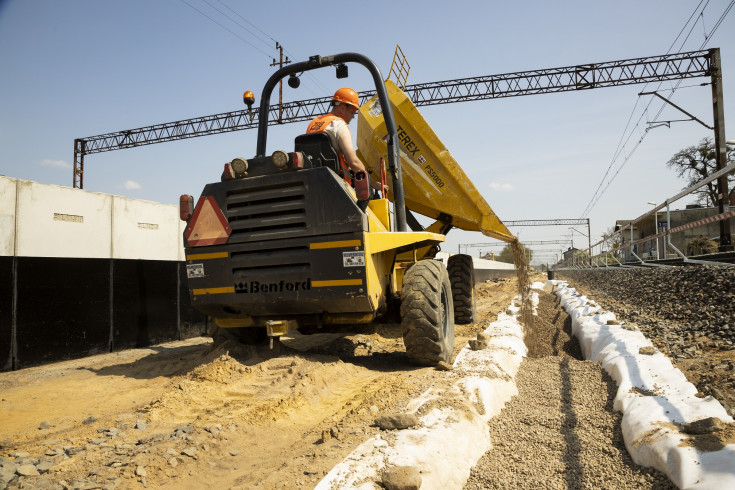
[{"left": 337, "top": 126, "right": 389, "bottom": 195}]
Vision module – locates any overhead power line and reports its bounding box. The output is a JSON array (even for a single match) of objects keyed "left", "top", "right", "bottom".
[
  {"left": 181, "top": 0, "right": 327, "bottom": 97},
  {"left": 580, "top": 1, "right": 710, "bottom": 219},
  {"left": 178, "top": 0, "right": 271, "bottom": 58},
  {"left": 580, "top": 0, "right": 733, "bottom": 219},
  {"left": 213, "top": 0, "right": 277, "bottom": 48},
  {"left": 666, "top": 0, "right": 706, "bottom": 53}
]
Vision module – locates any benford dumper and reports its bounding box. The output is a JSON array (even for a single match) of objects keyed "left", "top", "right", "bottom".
[{"left": 180, "top": 53, "right": 514, "bottom": 366}]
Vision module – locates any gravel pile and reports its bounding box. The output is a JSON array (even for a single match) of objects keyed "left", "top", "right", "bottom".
[
  {"left": 556, "top": 265, "right": 735, "bottom": 418},
  {"left": 556, "top": 265, "right": 735, "bottom": 348},
  {"left": 0, "top": 420, "right": 210, "bottom": 489},
  {"left": 465, "top": 290, "right": 674, "bottom": 489}
]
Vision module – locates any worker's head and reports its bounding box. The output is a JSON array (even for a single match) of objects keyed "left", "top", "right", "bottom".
[{"left": 332, "top": 87, "right": 359, "bottom": 122}]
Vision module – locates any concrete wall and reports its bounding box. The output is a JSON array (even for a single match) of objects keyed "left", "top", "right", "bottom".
[
  {"left": 0, "top": 176, "right": 206, "bottom": 371},
  {"left": 111, "top": 196, "right": 184, "bottom": 261},
  {"left": 2, "top": 177, "right": 186, "bottom": 260},
  {"left": 0, "top": 177, "right": 16, "bottom": 256},
  {"left": 435, "top": 251, "right": 516, "bottom": 281},
  {"left": 472, "top": 256, "right": 515, "bottom": 270}
]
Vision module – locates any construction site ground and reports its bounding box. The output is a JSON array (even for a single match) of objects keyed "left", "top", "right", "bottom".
[{"left": 2, "top": 273, "right": 729, "bottom": 489}]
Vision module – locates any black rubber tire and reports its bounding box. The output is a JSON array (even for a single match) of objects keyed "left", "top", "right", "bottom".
[
  {"left": 447, "top": 254, "right": 476, "bottom": 324},
  {"left": 400, "top": 260, "right": 455, "bottom": 365}
]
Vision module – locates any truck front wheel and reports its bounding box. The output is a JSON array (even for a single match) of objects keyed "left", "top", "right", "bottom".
[{"left": 400, "top": 260, "right": 455, "bottom": 365}]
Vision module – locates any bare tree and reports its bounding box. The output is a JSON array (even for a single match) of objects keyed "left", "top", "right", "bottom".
[
  {"left": 601, "top": 226, "right": 623, "bottom": 250},
  {"left": 497, "top": 243, "right": 533, "bottom": 264},
  {"left": 666, "top": 137, "right": 734, "bottom": 207}
]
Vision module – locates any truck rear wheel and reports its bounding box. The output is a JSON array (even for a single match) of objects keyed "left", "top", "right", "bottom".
[
  {"left": 447, "top": 254, "right": 476, "bottom": 324},
  {"left": 400, "top": 260, "right": 455, "bottom": 365}
]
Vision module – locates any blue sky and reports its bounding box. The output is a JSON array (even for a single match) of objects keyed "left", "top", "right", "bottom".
[{"left": 1, "top": 0, "right": 733, "bottom": 264}]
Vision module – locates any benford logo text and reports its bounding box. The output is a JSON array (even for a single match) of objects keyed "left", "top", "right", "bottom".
[{"left": 235, "top": 279, "right": 311, "bottom": 294}]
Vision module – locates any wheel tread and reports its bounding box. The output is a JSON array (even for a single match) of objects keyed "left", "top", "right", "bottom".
[
  {"left": 400, "top": 260, "right": 455, "bottom": 365},
  {"left": 447, "top": 254, "right": 476, "bottom": 324}
]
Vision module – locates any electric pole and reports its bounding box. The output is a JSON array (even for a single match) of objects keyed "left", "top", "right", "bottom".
[
  {"left": 709, "top": 48, "right": 733, "bottom": 251},
  {"left": 270, "top": 42, "right": 291, "bottom": 124}
]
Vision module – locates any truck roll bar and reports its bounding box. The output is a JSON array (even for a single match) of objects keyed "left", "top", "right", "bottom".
[{"left": 255, "top": 52, "right": 407, "bottom": 232}]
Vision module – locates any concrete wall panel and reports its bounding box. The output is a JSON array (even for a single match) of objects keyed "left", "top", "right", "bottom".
[
  {"left": 473, "top": 257, "right": 515, "bottom": 270},
  {"left": 15, "top": 181, "right": 112, "bottom": 258},
  {"left": 2, "top": 179, "right": 208, "bottom": 371},
  {"left": 112, "top": 197, "right": 180, "bottom": 260},
  {"left": 178, "top": 218, "right": 187, "bottom": 261},
  {"left": 0, "top": 177, "right": 17, "bottom": 257}
]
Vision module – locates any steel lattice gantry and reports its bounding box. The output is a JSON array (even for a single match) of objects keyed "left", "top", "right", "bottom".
[
  {"left": 503, "top": 219, "right": 590, "bottom": 227},
  {"left": 460, "top": 219, "right": 591, "bottom": 251},
  {"left": 462, "top": 240, "right": 572, "bottom": 248},
  {"left": 72, "top": 49, "right": 717, "bottom": 189}
]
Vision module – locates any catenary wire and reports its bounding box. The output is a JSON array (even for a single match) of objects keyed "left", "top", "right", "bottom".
[
  {"left": 214, "top": 0, "right": 277, "bottom": 48},
  {"left": 579, "top": 0, "right": 732, "bottom": 219},
  {"left": 206, "top": 0, "right": 330, "bottom": 96},
  {"left": 579, "top": 1, "right": 709, "bottom": 218},
  {"left": 198, "top": 0, "right": 328, "bottom": 95},
  {"left": 178, "top": 0, "right": 272, "bottom": 58},
  {"left": 180, "top": 0, "right": 328, "bottom": 97},
  {"left": 209, "top": 0, "right": 362, "bottom": 95}
]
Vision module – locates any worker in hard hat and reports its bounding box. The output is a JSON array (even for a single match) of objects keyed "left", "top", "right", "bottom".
[{"left": 307, "top": 87, "right": 388, "bottom": 196}]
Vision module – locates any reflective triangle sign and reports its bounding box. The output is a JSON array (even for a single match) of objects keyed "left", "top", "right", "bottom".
[{"left": 185, "top": 196, "right": 231, "bottom": 246}]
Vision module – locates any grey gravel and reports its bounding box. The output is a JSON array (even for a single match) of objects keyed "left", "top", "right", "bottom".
[
  {"left": 1, "top": 462, "right": 17, "bottom": 485},
  {"left": 181, "top": 447, "right": 197, "bottom": 458},
  {"left": 466, "top": 357, "right": 674, "bottom": 489},
  {"left": 16, "top": 464, "right": 40, "bottom": 477},
  {"left": 465, "top": 290, "right": 675, "bottom": 490},
  {"left": 557, "top": 266, "right": 735, "bottom": 346},
  {"left": 557, "top": 265, "right": 735, "bottom": 415}
]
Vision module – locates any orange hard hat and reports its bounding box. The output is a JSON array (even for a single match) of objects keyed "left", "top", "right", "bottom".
[{"left": 332, "top": 87, "right": 359, "bottom": 110}]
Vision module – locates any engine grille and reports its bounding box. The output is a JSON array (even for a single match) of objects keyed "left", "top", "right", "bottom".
[
  {"left": 230, "top": 244, "right": 310, "bottom": 279},
  {"left": 225, "top": 181, "right": 307, "bottom": 243}
]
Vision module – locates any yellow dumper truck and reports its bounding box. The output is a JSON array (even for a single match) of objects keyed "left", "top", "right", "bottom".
[{"left": 180, "top": 53, "right": 514, "bottom": 366}]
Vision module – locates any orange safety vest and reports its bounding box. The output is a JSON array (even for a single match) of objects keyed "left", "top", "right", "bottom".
[{"left": 306, "top": 114, "right": 352, "bottom": 184}]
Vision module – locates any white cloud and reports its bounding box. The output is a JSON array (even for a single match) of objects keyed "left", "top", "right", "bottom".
[
  {"left": 488, "top": 182, "right": 515, "bottom": 191},
  {"left": 40, "top": 159, "right": 72, "bottom": 169},
  {"left": 122, "top": 180, "right": 142, "bottom": 190}
]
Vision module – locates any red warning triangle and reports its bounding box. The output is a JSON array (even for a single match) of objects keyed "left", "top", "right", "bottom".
[{"left": 185, "top": 196, "right": 231, "bottom": 246}]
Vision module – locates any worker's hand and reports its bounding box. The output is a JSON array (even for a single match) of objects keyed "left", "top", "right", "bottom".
[{"left": 372, "top": 181, "right": 388, "bottom": 197}]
